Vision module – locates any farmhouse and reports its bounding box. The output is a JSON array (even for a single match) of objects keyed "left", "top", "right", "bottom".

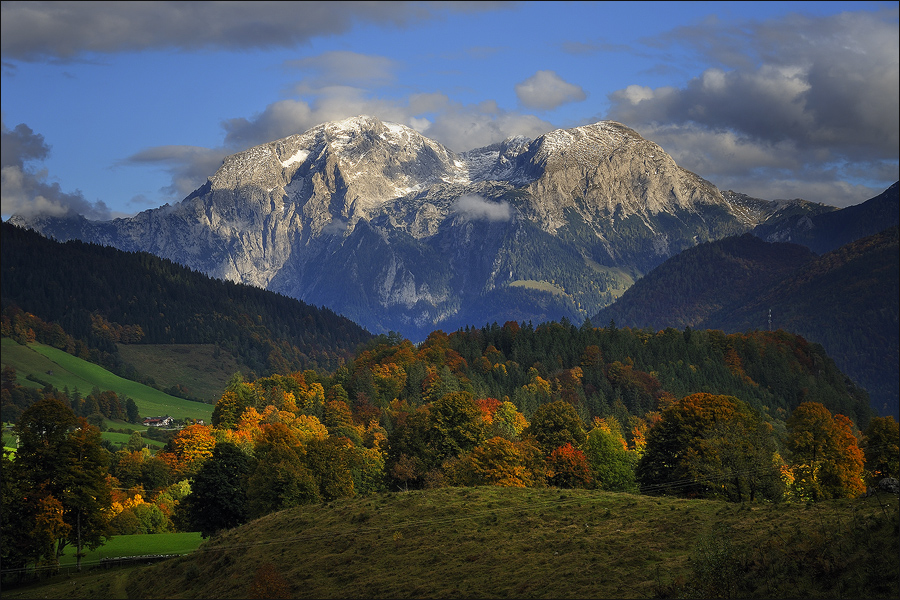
[{"left": 142, "top": 415, "right": 173, "bottom": 428}]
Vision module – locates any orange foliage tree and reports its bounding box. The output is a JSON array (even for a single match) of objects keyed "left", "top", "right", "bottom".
[
  {"left": 452, "top": 436, "right": 546, "bottom": 487},
  {"left": 157, "top": 424, "right": 216, "bottom": 480},
  {"left": 546, "top": 443, "right": 592, "bottom": 488},
  {"left": 786, "top": 401, "right": 865, "bottom": 500}
]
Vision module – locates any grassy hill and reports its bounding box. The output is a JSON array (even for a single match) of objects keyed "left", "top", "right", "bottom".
[
  {"left": 1, "top": 338, "right": 213, "bottom": 424},
  {"left": 114, "top": 343, "right": 243, "bottom": 404},
  {"left": 2, "top": 486, "right": 897, "bottom": 599}
]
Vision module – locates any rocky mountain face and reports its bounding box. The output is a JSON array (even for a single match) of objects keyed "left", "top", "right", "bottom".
[{"left": 9, "top": 116, "right": 824, "bottom": 341}]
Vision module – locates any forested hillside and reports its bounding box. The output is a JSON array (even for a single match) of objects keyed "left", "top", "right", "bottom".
[
  {"left": 594, "top": 227, "right": 899, "bottom": 418},
  {"left": 0, "top": 222, "right": 373, "bottom": 381},
  {"left": 751, "top": 181, "right": 899, "bottom": 254}
]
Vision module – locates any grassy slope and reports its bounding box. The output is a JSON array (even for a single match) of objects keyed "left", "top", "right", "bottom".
[
  {"left": 1, "top": 338, "right": 213, "bottom": 423},
  {"left": 3, "top": 487, "right": 898, "bottom": 600},
  {"left": 115, "top": 343, "right": 242, "bottom": 404}
]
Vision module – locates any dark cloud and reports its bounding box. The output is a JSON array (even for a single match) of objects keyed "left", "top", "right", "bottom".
[
  {"left": 1, "top": 122, "right": 50, "bottom": 166},
  {"left": 608, "top": 8, "right": 899, "bottom": 206},
  {"left": 1, "top": 1, "right": 513, "bottom": 62},
  {"left": 1, "top": 119, "right": 111, "bottom": 219}
]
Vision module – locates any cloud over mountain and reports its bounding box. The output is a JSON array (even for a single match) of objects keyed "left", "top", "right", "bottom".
[
  {"left": 1, "top": 120, "right": 110, "bottom": 219},
  {"left": 608, "top": 8, "right": 899, "bottom": 206},
  {"left": 515, "top": 70, "right": 587, "bottom": 110},
  {"left": 451, "top": 195, "right": 512, "bottom": 222}
]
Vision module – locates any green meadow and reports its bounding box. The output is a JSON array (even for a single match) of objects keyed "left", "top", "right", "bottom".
[
  {"left": 1, "top": 338, "right": 213, "bottom": 424},
  {"left": 56, "top": 532, "right": 205, "bottom": 568}
]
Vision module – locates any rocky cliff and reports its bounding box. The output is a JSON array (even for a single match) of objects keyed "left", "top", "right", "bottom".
[{"left": 10, "top": 116, "right": 801, "bottom": 341}]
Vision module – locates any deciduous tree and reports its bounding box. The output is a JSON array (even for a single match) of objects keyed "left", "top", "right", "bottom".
[
  {"left": 786, "top": 402, "right": 865, "bottom": 500},
  {"left": 426, "top": 391, "right": 486, "bottom": 461},
  {"left": 637, "top": 393, "right": 781, "bottom": 500},
  {"left": 583, "top": 424, "right": 637, "bottom": 492},
  {"left": 524, "top": 400, "right": 586, "bottom": 456},
  {"left": 452, "top": 437, "right": 546, "bottom": 487},
  {"left": 546, "top": 443, "right": 592, "bottom": 488},
  {"left": 59, "top": 418, "right": 113, "bottom": 570}
]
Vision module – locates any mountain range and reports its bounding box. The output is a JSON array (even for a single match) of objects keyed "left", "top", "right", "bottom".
[
  {"left": 11, "top": 115, "right": 874, "bottom": 343},
  {"left": 7, "top": 117, "right": 898, "bottom": 416},
  {"left": 595, "top": 180, "right": 899, "bottom": 419}
]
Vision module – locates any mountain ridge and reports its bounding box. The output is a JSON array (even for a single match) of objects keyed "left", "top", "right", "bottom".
[
  {"left": 7, "top": 116, "right": 858, "bottom": 341},
  {"left": 594, "top": 224, "right": 900, "bottom": 418}
]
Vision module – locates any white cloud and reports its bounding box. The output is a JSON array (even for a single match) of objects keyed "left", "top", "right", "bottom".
[
  {"left": 451, "top": 194, "right": 512, "bottom": 222},
  {"left": 123, "top": 145, "right": 229, "bottom": 200},
  {"left": 219, "top": 76, "right": 556, "bottom": 154},
  {"left": 515, "top": 70, "right": 587, "bottom": 110}
]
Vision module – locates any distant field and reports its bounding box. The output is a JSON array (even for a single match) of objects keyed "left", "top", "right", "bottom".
[
  {"left": 508, "top": 279, "right": 567, "bottom": 296},
  {"left": 1, "top": 339, "right": 213, "bottom": 424},
  {"left": 102, "top": 430, "right": 167, "bottom": 450},
  {"left": 116, "top": 343, "right": 241, "bottom": 404},
  {"left": 582, "top": 259, "right": 635, "bottom": 299}
]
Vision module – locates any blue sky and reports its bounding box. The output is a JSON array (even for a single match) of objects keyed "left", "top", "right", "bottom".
[{"left": 2, "top": 1, "right": 897, "bottom": 221}]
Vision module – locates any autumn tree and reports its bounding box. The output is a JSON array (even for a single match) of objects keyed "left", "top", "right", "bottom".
[
  {"left": 304, "top": 436, "right": 357, "bottom": 501},
  {"left": 4, "top": 397, "right": 112, "bottom": 571},
  {"left": 59, "top": 418, "right": 113, "bottom": 570},
  {"left": 490, "top": 401, "right": 529, "bottom": 440},
  {"left": 786, "top": 402, "right": 865, "bottom": 500},
  {"left": 683, "top": 406, "right": 783, "bottom": 502},
  {"left": 451, "top": 437, "right": 546, "bottom": 487},
  {"left": 246, "top": 444, "right": 319, "bottom": 519},
  {"left": 212, "top": 373, "right": 255, "bottom": 429},
  {"left": 157, "top": 424, "right": 216, "bottom": 480},
  {"left": 386, "top": 406, "right": 433, "bottom": 490},
  {"left": 546, "top": 443, "right": 592, "bottom": 488},
  {"left": 583, "top": 422, "right": 637, "bottom": 492},
  {"left": 637, "top": 393, "right": 782, "bottom": 500},
  {"left": 1, "top": 433, "right": 64, "bottom": 576},
  {"left": 323, "top": 398, "right": 361, "bottom": 444},
  {"left": 426, "top": 391, "right": 487, "bottom": 461}
]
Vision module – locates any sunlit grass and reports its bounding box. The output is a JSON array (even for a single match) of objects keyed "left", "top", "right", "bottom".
[{"left": 4, "top": 487, "right": 897, "bottom": 599}]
